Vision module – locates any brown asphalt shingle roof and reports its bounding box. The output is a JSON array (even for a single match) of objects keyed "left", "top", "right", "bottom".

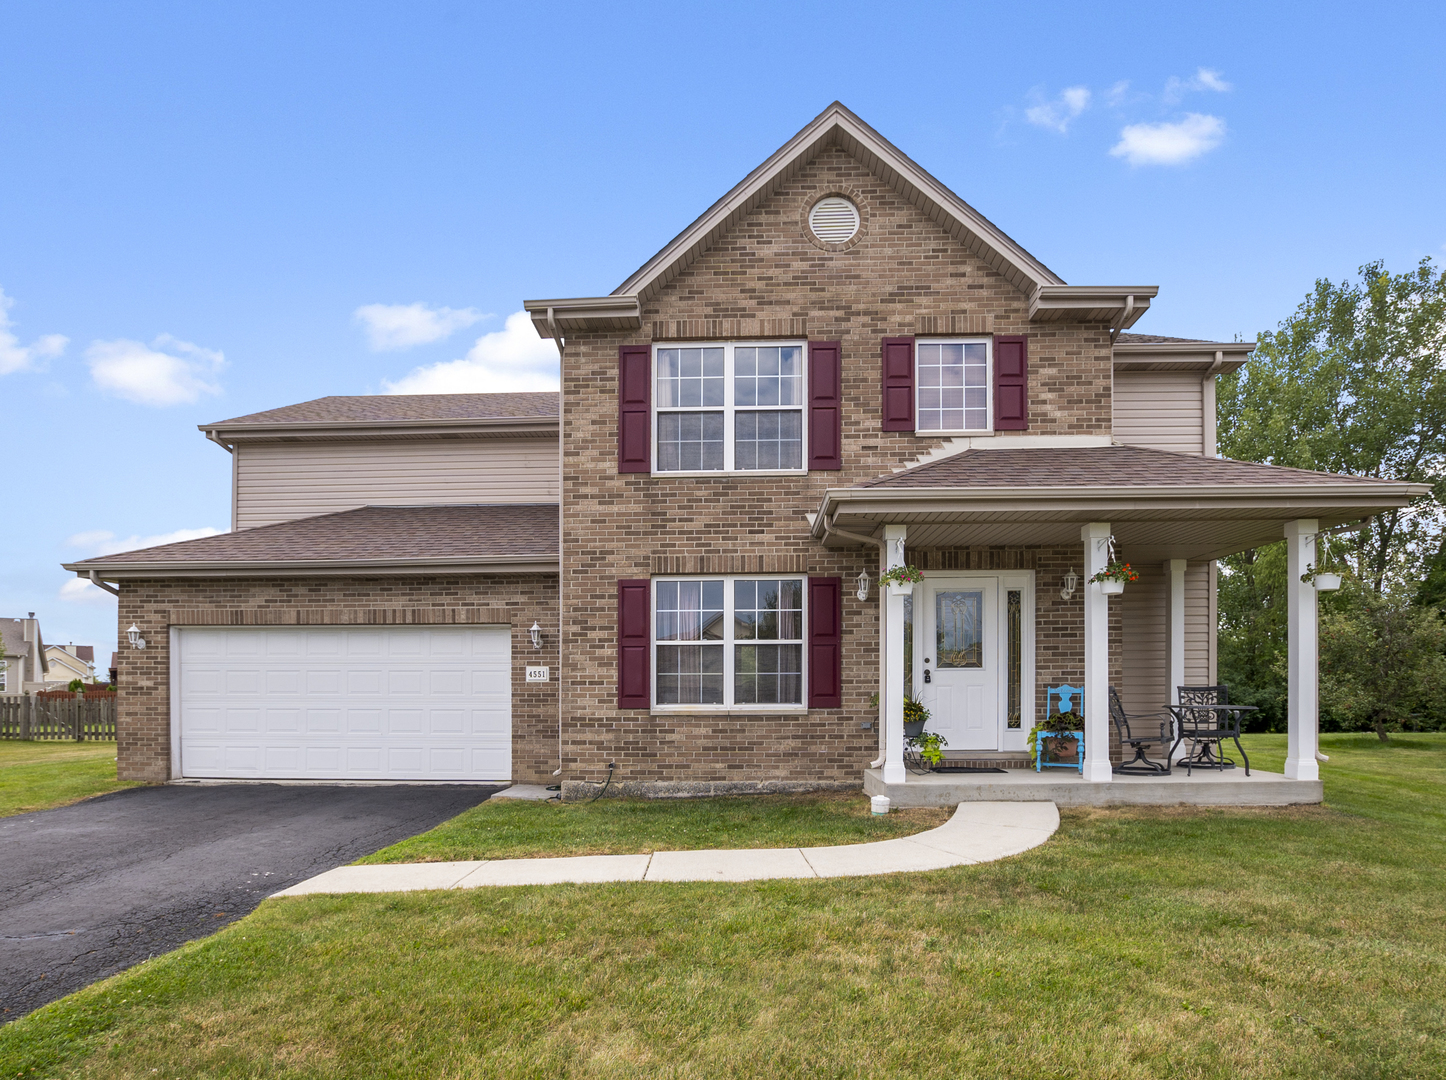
[
  {"left": 67, "top": 505, "right": 558, "bottom": 567},
  {"left": 206, "top": 393, "right": 559, "bottom": 427},
  {"left": 859, "top": 445, "right": 1404, "bottom": 489},
  {"left": 1114, "top": 333, "right": 1213, "bottom": 345}
]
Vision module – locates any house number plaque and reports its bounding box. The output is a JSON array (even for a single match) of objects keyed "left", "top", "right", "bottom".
[{"left": 525, "top": 665, "right": 550, "bottom": 683}]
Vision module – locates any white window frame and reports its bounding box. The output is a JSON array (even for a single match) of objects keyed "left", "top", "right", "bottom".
[
  {"left": 650, "top": 575, "right": 809, "bottom": 712},
  {"left": 915, "top": 336, "right": 994, "bottom": 436},
  {"left": 651, "top": 341, "right": 810, "bottom": 476},
  {"left": 0, "top": 659, "right": 7, "bottom": 692}
]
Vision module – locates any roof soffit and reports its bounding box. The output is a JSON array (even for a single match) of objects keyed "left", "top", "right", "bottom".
[{"left": 609, "top": 102, "right": 1066, "bottom": 305}]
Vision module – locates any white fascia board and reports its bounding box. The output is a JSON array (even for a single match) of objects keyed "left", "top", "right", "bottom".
[
  {"left": 200, "top": 415, "right": 558, "bottom": 445},
  {"left": 1029, "top": 286, "right": 1160, "bottom": 326},
  {"left": 607, "top": 102, "right": 1064, "bottom": 305},
  {"left": 1113, "top": 340, "right": 1256, "bottom": 355},
  {"left": 522, "top": 296, "right": 642, "bottom": 339},
  {"left": 64, "top": 555, "right": 561, "bottom": 579}
]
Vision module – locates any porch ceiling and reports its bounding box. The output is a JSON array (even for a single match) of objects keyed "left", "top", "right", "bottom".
[{"left": 815, "top": 486, "right": 1427, "bottom": 562}]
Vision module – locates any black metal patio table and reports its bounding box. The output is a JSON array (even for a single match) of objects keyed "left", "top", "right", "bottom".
[{"left": 1166, "top": 703, "right": 1258, "bottom": 776}]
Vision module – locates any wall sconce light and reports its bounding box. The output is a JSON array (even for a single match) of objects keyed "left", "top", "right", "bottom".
[
  {"left": 529, "top": 622, "right": 543, "bottom": 649},
  {"left": 856, "top": 570, "right": 871, "bottom": 601},
  {"left": 126, "top": 623, "right": 147, "bottom": 650},
  {"left": 1059, "top": 571, "right": 1078, "bottom": 601}
]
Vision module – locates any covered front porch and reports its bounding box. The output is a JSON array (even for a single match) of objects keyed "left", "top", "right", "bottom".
[{"left": 812, "top": 445, "right": 1427, "bottom": 804}]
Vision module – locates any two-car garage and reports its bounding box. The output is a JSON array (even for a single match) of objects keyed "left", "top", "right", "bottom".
[{"left": 172, "top": 625, "right": 512, "bottom": 782}]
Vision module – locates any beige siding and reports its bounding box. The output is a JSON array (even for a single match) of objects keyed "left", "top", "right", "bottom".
[
  {"left": 1118, "top": 562, "right": 1168, "bottom": 716},
  {"left": 234, "top": 438, "right": 558, "bottom": 529},
  {"left": 1113, "top": 371, "right": 1205, "bottom": 455},
  {"left": 1185, "top": 560, "right": 1214, "bottom": 686}
]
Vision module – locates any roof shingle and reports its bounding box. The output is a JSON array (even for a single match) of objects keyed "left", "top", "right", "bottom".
[
  {"left": 206, "top": 393, "right": 559, "bottom": 428},
  {"left": 66, "top": 504, "right": 558, "bottom": 567}
]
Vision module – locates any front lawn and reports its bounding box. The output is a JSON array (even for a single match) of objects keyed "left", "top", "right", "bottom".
[
  {"left": 3, "top": 733, "right": 1444, "bottom": 1078},
  {"left": 0, "top": 739, "right": 139, "bottom": 818},
  {"left": 360, "top": 790, "right": 951, "bottom": 862}
]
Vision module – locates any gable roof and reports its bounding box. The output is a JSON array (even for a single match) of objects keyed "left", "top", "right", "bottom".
[{"left": 525, "top": 103, "right": 1156, "bottom": 339}]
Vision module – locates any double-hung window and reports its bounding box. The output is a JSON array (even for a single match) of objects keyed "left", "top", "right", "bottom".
[
  {"left": 653, "top": 577, "right": 805, "bottom": 708},
  {"left": 654, "top": 343, "right": 807, "bottom": 473},
  {"left": 917, "top": 338, "right": 991, "bottom": 433}
]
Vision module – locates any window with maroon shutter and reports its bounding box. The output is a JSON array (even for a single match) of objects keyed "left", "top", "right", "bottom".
[
  {"left": 807, "top": 340, "right": 842, "bottom": 470},
  {"left": 618, "top": 345, "right": 651, "bottom": 473},
  {"left": 881, "top": 336, "right": 915, "bottom": 431},
  {"left": 807, "top": 577, "right": 842, "bottom": 708},
  {"left": 617, "top": 579, "right": 650, "bottom": 708},
  {"left": 994, "top": 334, "right": 1028, "bottom": 430}
]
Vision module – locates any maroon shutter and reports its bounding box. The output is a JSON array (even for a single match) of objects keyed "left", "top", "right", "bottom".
[
  {"left": 808, "top": 577, "right": 843, "bottom": 708},
  {"left": 617, "top": 579, "right": 650, "bottom": 709},
  {"left": 994, "top": 334, "right": 1028, "bottom": 430},
  {"left": 807, "top": 340, "right": 842, "bottom": 470},
  {"left": 618, "top": 345, "right": 651, "bottom": 473},
  {"left": 881, "top": 336, "right": 915, "bottom": 431}
]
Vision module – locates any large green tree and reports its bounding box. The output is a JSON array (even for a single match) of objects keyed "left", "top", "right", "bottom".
[{"left": 1216, "top": 258, "right": 1446, "bottom": 730}]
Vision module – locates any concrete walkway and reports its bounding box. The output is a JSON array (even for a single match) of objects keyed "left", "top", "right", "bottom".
[{"left": 273, "top": 801, "right": 1058, "bottom": 896}]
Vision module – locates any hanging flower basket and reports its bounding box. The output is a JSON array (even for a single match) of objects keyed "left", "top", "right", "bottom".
[
  {"left": 1089, "top": 561, "right": 1137, "bottom": 594},
  {"left": 1301, "top": 564, "right": 1342, "bottom": 592},
  {"left": 879, "top": 565, "right": 924, "bottom": 596}
]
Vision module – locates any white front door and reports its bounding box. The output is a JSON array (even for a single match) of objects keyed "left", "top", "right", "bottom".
[{"left": 921, "top": 577, "right": 1000, "bottom": 751}]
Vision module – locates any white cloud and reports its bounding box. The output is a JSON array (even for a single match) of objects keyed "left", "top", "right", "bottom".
[
  {"left": 1110, "top": 113, "right": 1226, "bottom": 166},
  {"left": 0, "top": 287, "right": 68, "bottom": 375},
  {"left": 59, "top": 577, "right": 117, "bottom": 605},
  {"left": 1106, "top": 80, "right": 1132, "bottom": 106},
  {"left": 86, "top": 334, "right": 225, "bottom": 406},
  {"left": 1164, "top": 67, "right": 1232, "bottom": 104},
  {"left": 382, "top": 310, "right": 559, "bottom": 394},
  {"left": 354, "top": 302, "right": 488, "bottom": 351},
  {"left": 67, "top": 526, "right": 223, "bottom": 557},
  {"left": 1025, "top": 86, "right": 1091, "bottom": 133}
]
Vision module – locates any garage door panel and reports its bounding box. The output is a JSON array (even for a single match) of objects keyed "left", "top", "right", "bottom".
[{"left": 179, "top": 626, "right": 511, "bottom": 781}]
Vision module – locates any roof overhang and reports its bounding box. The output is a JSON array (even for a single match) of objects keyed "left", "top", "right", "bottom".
[
  {"left": 812, "top": 481, "right": 1428, "bottom": 563},
  {"left": 524, "top": 296, "right": 643, "bottom": 342},
  {"left": 201, "top": 415, "right": 559, "bottom": 445},
  {"left": 1113, "top": 338, "right": 1256, "bottom": 374},
  {"left": 66, "top": 554, "right": 560, "bottom": 581},
  {"left": 1030, "top": 286, "right": 1158, "bottom": 329}
]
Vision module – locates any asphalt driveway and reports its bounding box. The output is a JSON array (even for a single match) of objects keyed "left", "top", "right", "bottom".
[{"left": 0, "top": 782, "right": 499, "bottom": 1022}]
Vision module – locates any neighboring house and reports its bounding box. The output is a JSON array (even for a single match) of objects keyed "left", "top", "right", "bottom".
[
  {"left": 0, "top": 615, "right": 50, "bottom": 695},
  {"left": 109, "top": 651, "right": 118, "bottom": 686},
  {"left": 44, "top": 644, "right": 96, "bottom": 686},
  {"left": 65, "top": 104, "right": 1425, "bottom": 797}
]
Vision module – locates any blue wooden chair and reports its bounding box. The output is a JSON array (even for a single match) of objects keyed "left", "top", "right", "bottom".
[{"left": 1037, "top": 684, "right": 1085, "bottom": 773}]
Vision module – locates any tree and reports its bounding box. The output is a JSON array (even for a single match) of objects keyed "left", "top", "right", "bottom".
[
  {"left": 1319, "top": 583, "right": 1446, "bottom": 741},
  {"left": 1217, "top": 260, "right": 1446, "bottom": 721}
]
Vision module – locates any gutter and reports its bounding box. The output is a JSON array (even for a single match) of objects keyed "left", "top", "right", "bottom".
[{"left": 63, "top": 554, "right": 562, "bottom": 579}]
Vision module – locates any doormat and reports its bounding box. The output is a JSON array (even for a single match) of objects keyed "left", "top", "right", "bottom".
[{"left": 930, "top": 766, "right": 1008, "bottom": 774}]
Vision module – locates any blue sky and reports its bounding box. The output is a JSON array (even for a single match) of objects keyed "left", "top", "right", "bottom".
[{"left": 2, "top": 0, "right": 1443, "bottom": 664}]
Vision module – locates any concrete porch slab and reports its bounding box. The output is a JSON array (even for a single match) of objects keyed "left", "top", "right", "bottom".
[{"left": 864, "top": 768, "right": 1322, "bottom": 808}]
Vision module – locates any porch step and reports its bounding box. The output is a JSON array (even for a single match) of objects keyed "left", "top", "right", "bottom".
[{"left": 940, "top": 752, "right": 1032, "bottom": 771}]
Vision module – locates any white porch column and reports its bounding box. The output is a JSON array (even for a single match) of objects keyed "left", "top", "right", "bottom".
[
  {"left": 1165, "top": 558, "right": 1188, "bottom": 762},
  {"left": 1284, "top": 519, "right": 1321, "bottom": 781},
  {"left": 882, "top": 524, "right": 908, "bottom": 785},
  {"left": 1082, "top": 523, "right": 1113, "bottom": 783}
]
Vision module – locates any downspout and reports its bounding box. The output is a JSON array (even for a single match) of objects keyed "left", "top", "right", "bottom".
[
  {"left": 88, "top": 571, "right": 120, "bottom": 597},
  {"left": 548, "top": 308, "right": 566, "bottom": 782},
  {"left": 1202, "top": 352, "right": 1224, "bottom": 458},
  {"left": 1108, "top": 294, "right": 1135, "bottom": 343},
  {"left": 820, "top": 509, "right": 891, "bottom": 768}
]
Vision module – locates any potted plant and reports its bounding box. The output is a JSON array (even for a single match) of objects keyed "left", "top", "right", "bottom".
[
  {"left": 879, "top": 564, "right": 924, "bottom": 596},
  {"left": 1027, "top": 710, "right": 1084, "bottom": 768},
  {"left": 1301, "top": 563, "right": 1342, "bottom": 592},
  {"left": 903, "top": 693, "right": 929, "bottom": 738},
  {"left": 907, "top": 729, "right": 948, "bottom": 767},
  {"left": 1089, "top": 561, "right": 1138, "bottom": 595}
]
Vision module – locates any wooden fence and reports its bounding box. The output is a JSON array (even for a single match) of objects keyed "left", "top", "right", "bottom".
[{"left": 0, "top": 695, "right": 117, "bottom": 741}]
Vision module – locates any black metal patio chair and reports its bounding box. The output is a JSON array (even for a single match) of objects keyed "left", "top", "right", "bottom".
[
  {"left": 1108, "top": 686, "right": 1173, "bottom": 775},
  {"left": 1168, "top": 685, "right": 1253, "bottom": 777}
]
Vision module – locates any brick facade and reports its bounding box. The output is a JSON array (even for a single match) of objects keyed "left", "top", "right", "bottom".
[
  {"left": 559, "top": 145, "right": 1116, "bottom": 795},
  {"left": 114, "top": 574, "right": 558, "bottom": 784}
]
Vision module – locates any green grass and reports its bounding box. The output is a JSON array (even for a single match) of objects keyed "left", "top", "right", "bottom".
[
  {"left": 0, "top": 739, "right": 139, "bottom": 817},
  {"left": 359, "top": 791, "right": 951, "bottom": 862},
  {"left": 3, "top": 733, "right": 1445, "bottom": 1079}
]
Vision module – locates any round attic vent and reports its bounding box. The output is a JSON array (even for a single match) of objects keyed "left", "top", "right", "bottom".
[{"left": 808, "top": 196, "right": 860, "bottom": 244}]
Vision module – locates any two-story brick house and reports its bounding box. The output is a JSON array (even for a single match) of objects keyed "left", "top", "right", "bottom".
[{"left": 68, "top": 104, "right": 1424, "bottom": 800}]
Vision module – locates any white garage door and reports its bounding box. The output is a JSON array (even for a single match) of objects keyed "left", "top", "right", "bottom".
[{"left": 175, "top": 626, "right": 511, "bottom": 781}]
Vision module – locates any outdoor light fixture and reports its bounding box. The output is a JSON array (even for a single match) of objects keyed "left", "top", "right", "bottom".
[
  {"left": 126, "top": 624, "right": 147, "bottom": 650},
  {"left": 856, "top": 570, "right": 871, "bottom": 601},
  {"left": 530, "top": 622, "right": 543, "bottom": 649},
  {"left": 1059, "top": 571, "right": 1078, "bottom": 601}
]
